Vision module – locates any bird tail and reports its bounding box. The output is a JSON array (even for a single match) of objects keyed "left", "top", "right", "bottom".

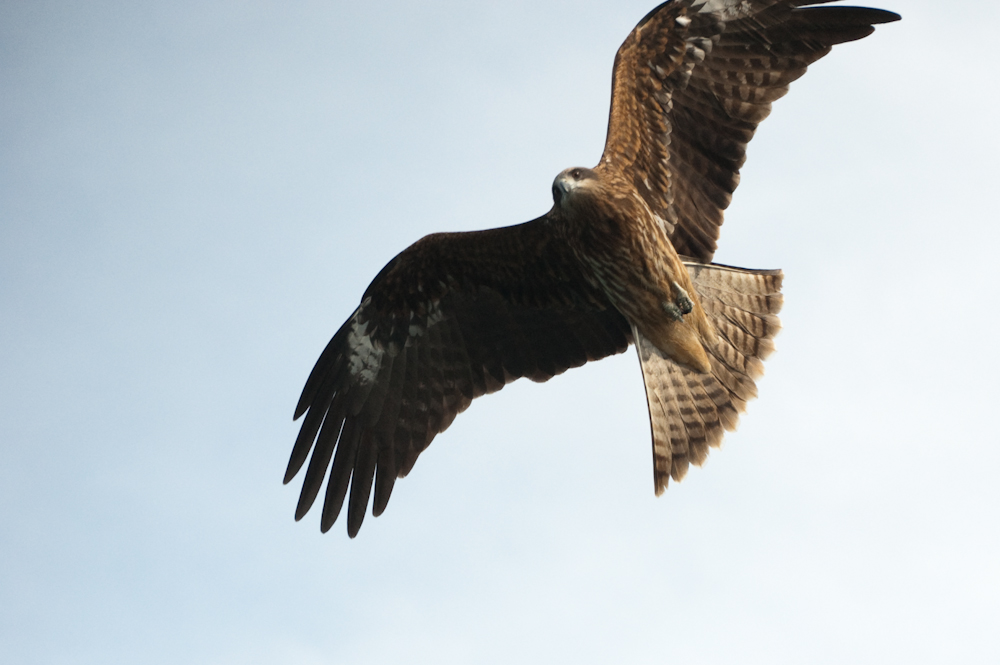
[{"left": 633, "top": 261, "right": 783, "bottom": 496}]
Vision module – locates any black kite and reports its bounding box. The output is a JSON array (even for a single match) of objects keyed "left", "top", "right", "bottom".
[{"left": 286, "top": 0, "right": 899, "bottom": 537}]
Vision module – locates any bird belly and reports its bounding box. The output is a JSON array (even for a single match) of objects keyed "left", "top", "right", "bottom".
[{"left": 596, "top": 240, "right": 715, "bottom": 375}]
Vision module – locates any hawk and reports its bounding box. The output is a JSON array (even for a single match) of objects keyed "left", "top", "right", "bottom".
[{"left": 286, "top": 0, "right": 899, "bottom": 537}]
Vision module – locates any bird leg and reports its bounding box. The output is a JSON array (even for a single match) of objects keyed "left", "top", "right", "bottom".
[{"left": 662, "top": 281, "right": 694, "bottom": 322}]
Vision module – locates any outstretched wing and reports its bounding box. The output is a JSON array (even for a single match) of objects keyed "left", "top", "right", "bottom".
[
  {"left": 287, "top": 217, "right": 632, "bottom": 537},
  {"left": 597, "top": 0, "right": 900, "bottom": 262},
  {"left": 636, "top": 260, "right": 783, "bottom": 494}
]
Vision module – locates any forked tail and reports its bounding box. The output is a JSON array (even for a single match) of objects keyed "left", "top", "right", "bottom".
[{"left": 634, "top": 261, "right": 783, "bottom": 495}]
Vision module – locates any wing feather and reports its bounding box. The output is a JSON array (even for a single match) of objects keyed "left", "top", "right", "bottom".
[
  {"left": 346, "top": 431, "right": 378, "bottom": 537},
  {"left": 598, "top": 0, "right": 899, "bottom": 261},
  {"left": 372, "top": 441, "right": 397, "bottom": 518},
  {"left": 289, "top": 215, "right": 632, "bottom": 536},
  {"left": 319, "top": 415, "right": 360, "bottom": 531},
  {"left": 294, "top": 389, "right": 349, "bottom": 520}
]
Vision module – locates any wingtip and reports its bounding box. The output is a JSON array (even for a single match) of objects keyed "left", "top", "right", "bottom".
[
  {"left": 877, "top": 10, "right": 902, "bottom": 24},
  {"left": 346, "top": 497, "right": 367, "bottom": 537},
  {"left": 283, "top": 453, "right": 306, "bottom": 485},
  {"left": 293, "top": 384, "right": 312, "bottom": 420},
  {"left": 282, "top": 455, "right": 302, "bottom": 485},
  {"left": 320, "top": 506, "right": 338, "bottom": 533}
]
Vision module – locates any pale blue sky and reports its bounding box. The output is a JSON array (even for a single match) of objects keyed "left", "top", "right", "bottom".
[{"left": 2, "top": 2, "right": 998, "bottom": 663}]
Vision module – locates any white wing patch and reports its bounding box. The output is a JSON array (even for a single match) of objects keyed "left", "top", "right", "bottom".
[
  {"left": 347, "top": 300, "right": 447, "bottom": 386},
  {"left": 347, "top": 311, "right": 385, "bottom": 387},
  {"left": 694, "top": 0, "right": 753, "bottom": 19}
]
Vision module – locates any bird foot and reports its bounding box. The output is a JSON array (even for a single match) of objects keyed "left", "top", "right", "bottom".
[
  {"left": 673, "top": 281, "right": 693, "bottom": 315},
  {"left": 663, "top": 302, "right": 685, "bottom": 322},
  {"left": 663, "top": 282, "right": 693, "bottom": 322}
]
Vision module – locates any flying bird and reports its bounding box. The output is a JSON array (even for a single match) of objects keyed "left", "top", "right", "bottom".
[{"left": 286, "top": 0, "right": 900, "bottom": 537}]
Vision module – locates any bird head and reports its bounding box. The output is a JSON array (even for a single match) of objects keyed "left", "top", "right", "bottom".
[{"left": 552, "top": 167, "right": 599, "bottom": 209}]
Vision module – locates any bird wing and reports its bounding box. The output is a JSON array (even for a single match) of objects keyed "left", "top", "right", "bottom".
[
  {"left": 636, "top": 260, "right": 783, "bottom": 494},
  {"left": 597, "top": 0, "right": 900, "bottom": 262},
  {"left": 287, "top": 216, "right": 632, "bottom": 536}
]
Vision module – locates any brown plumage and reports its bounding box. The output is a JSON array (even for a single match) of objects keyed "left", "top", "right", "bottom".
[{"left": 287, "top": 0, "right": 899, "bottom": 537}]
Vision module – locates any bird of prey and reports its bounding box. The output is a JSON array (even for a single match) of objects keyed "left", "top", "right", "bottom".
[{"left": 286, "top": 0, "right": 899, "bottom": 537}]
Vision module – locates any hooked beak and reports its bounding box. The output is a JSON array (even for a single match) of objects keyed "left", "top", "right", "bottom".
[
  {"left": 552, "top": 181, "right": 565, "bottom": 206},
  {"left": 552, "top": 173, "right": 578, "bottom": 207}
]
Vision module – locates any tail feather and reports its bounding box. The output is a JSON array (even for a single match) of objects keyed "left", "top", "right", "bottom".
[{"left": 635, "top": 261, "right": 783, "bottom": 495}]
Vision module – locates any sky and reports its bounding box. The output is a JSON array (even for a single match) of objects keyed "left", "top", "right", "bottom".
[{"left": 2, "top": 1, "right": 998, "bottom": 663}]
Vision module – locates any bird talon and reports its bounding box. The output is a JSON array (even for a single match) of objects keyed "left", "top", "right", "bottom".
[
  {"left": 662, "top": 301, "right": 685, "bottom": 322},
  {"left": 672, "top": 281, "right": 693, "bottom": 315}
]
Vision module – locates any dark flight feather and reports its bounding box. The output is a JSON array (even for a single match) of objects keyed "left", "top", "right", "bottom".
[{"left": 290, "top": 219, "right": 632, "bottom": 535}]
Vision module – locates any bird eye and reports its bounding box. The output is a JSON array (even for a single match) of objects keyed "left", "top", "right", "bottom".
[{"left": 571, "top": 168, "right": 581, "bottom": 179}]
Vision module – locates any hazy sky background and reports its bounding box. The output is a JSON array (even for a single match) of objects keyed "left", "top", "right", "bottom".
[{"left": 2, "top": 1, "right": 998, "bottom": 663}]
